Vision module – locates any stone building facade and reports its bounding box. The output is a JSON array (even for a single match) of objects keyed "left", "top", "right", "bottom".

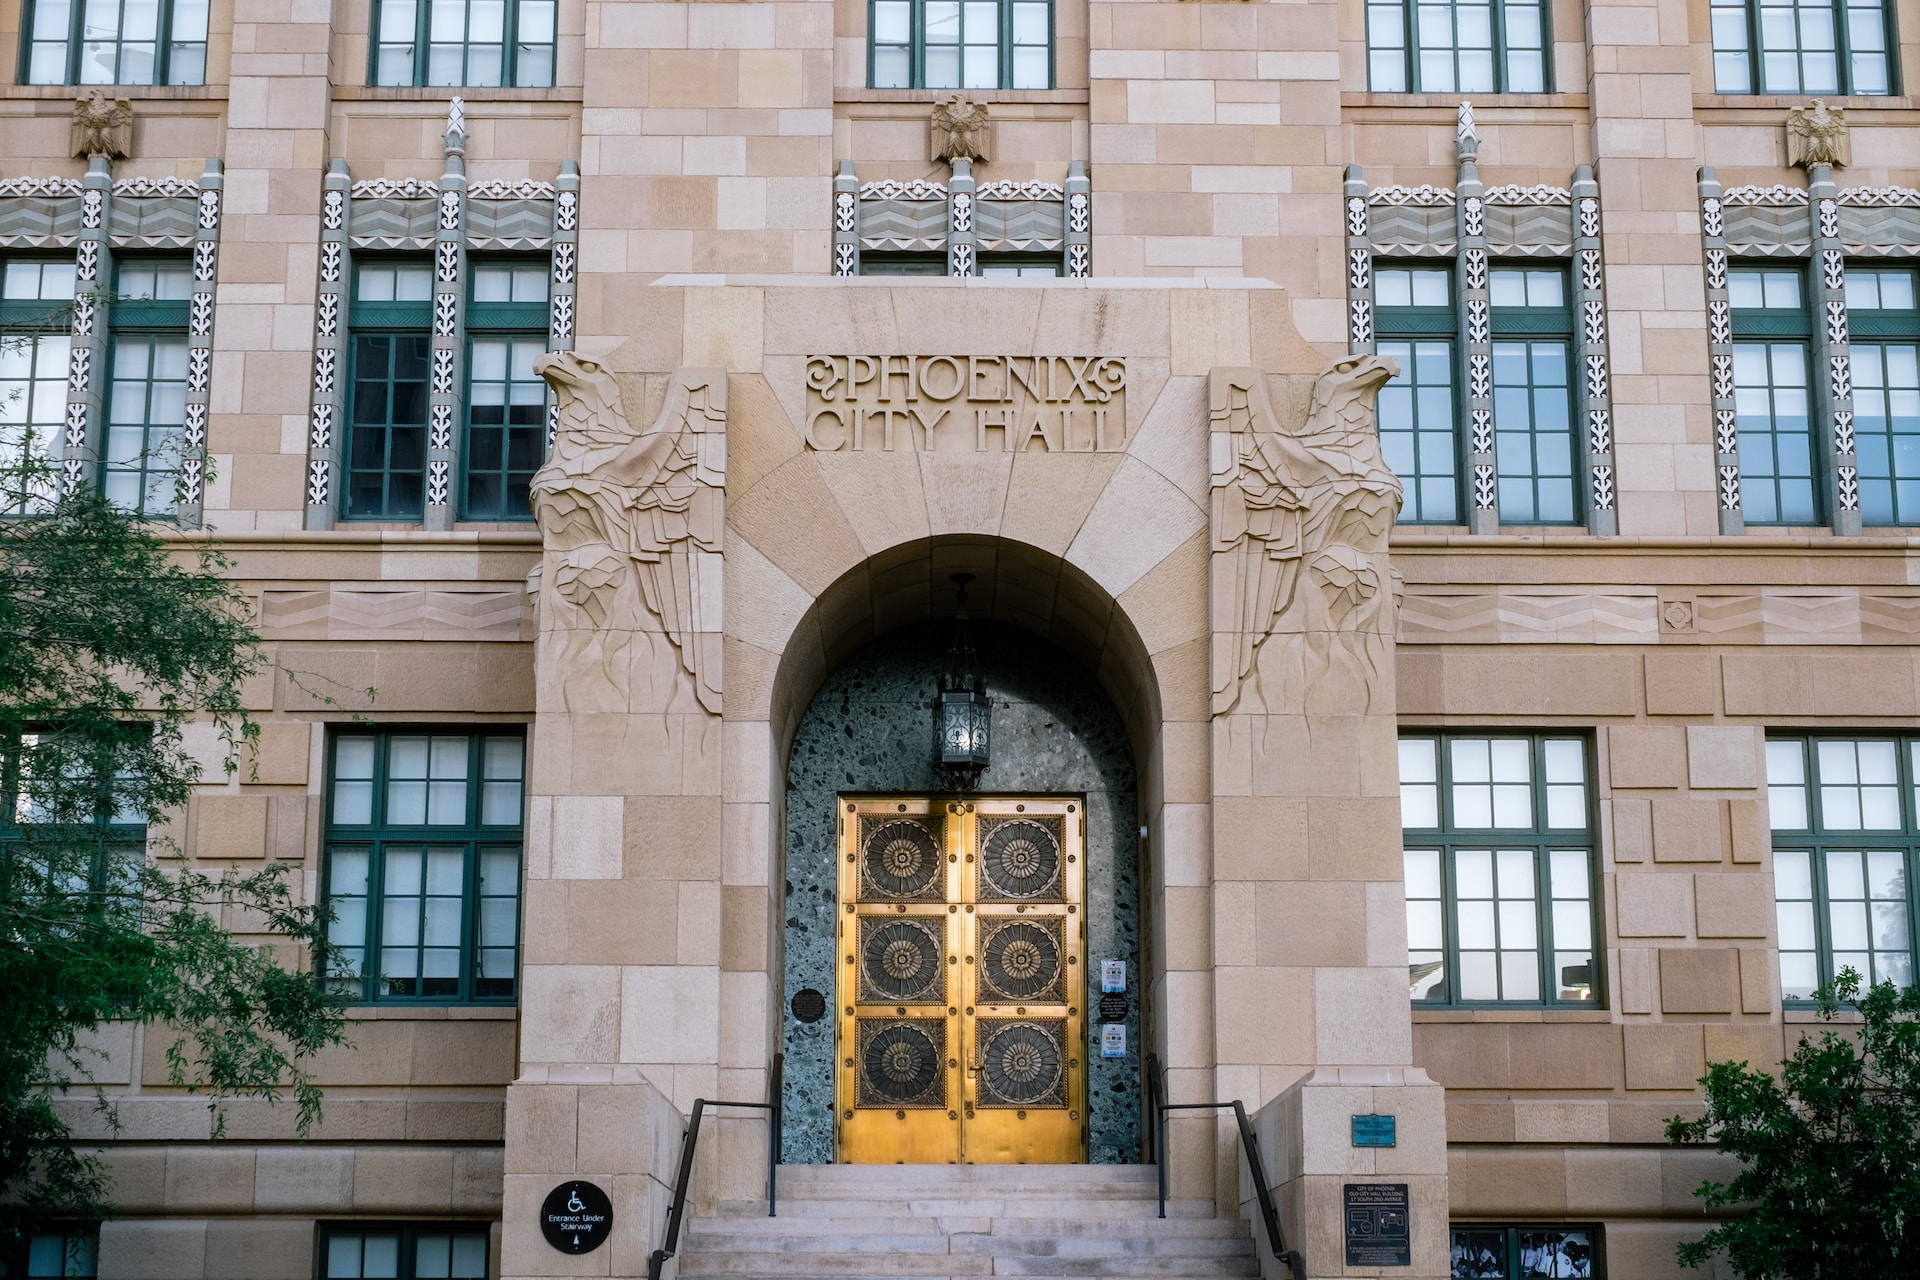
[{"left": 4, "top": 0, "right": 1920, "bottom": 1274}]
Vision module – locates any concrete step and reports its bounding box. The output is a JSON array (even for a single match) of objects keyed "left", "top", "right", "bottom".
[
  {"left": 689, "top": 1216, "right": 1249, "bottom": 1240},
  {"left": 682, "top": 1232, "right": 1252, "bottom": 1259},
  {"left": 715, "top": 1198, "right": 1219, "bottom": 1220},
  {"left": 678, "top": 1165, "right": 1257, "bottom": 1280}
]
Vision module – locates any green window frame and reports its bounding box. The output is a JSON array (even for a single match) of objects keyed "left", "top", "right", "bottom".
[
  {"left": 370, "top": 0, "right": 556, "bottom": 87},
  {"left": 1450, "top": 1225, "right": 1600, "bottom": 1278},
  {"left": 1376, "top": 266, "right": 1461, "bottom": 525},
  {"left": 1845, "top": 265, "right": 1920, "bottom": 526},
  {"left": 0, "top": 258, "right": 77, "bottom": 516},
  {"left": 322, "top": 730, "right": 525, "bottom": 1006},
  {"left": 1708, "top": 0, "right": 1894, "bottom": 93},
  {"left": 320, "top": 1224, "right": 490, "bottom": 1280},
  {"left": 346, "top": 261, "right": 434, "bottom": 522},
  {"left": 20, "top": 0, "right": 207, "bottom": 85},
  {"left": 0, "top": 1228, "right": 99, "bottom": 1278},
  {"left": 1767, "top": 735, "right": 1919, "bottom": 1001},
  {"left": 1729, "top": 265, "right": 1818, "bottom": 526},
  {"left": 859, "top": 253, "right": 949, "bottom": 276},
  {"left": 462, "top": 262, "right": 549, "bottom": 521},
  {"left": 101, "top": 258, "right": 193, "bottom": 518},
  {"left": 1489, "top": 266, "right": 1578, "bottom": 525},
  {"left": 1364, "top": 0, "right": 1549, "bottom": 93},
  {"left": 868, "top": 0, "right": 1053, "bottom": 90},
  {"left": 1401, "top": 733, "right": 1600, "bottom": 1008}
]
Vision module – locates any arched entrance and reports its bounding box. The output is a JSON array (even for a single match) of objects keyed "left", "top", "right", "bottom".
[{"left": 779, "top": 617, "right": 1141, "bottom": 1164}]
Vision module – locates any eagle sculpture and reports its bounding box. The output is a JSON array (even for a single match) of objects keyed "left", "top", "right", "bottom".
[
  {"left": 531, "top": 353, "right": 726, "bottom": 714},
  {"left": 932, "top": 94, "right": 991, "bottom": 164},
  {"left": 71, "top": 91, "right": 132, "bottom": 160},
  {"left": 1787, "top": 100, "right": 1849, "bottom": 169},
  {"left": 1212, "top": 354, "right": 1404, "bottom": 715}
]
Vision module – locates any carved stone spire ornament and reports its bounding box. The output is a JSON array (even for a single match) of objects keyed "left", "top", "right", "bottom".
[
  {"left": 531, "top": 354, "right": 726, "bottom": 715},
  {"left": 1208, "top": 355, "right": 1405, "bottom": 716},
  {"left": 70, "top": 90, "right": 133, "bottom": 160},
  {"left": 1787, "top": 99, "right": 1849, "bottom": 169},
  {"left": 444, "top": 96, "right": 468, "bottom": 157},
  {"left": 1457, "top": 100, "right": 1477, "bottom": 145},
  {"left": 931, "top": 94, "right": 991, "bottom": 164}
]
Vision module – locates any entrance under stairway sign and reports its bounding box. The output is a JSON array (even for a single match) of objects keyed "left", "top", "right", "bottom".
[
  {"left": 1344, "top": 1182, "right": 1411, "bottom": 1267},
  {"left": 540, "top": 1180, "right": 612, "bottom": 1254}
]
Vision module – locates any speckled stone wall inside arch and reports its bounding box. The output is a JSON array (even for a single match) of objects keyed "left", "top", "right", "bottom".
[{"left": 780, "top": 619, "right": 1142, "bottom": 1165}]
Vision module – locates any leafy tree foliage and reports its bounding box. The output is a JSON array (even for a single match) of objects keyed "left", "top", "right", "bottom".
[
  {"left": 0, "top": 480, "right": 347, "bottom": 1249},
  {"left": 1667, "top": 969, "right": 1920, "bottom": 1278}
]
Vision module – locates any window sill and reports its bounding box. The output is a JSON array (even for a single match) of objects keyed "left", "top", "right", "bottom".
[
  {"left": 1413, "top": 1006, "right": 1612, "bottom": 1021},
  {"left": 1342, "top": 92, "right": 1588, "bottom": 112},
  {"left": 344, "top": 1004, "right": 519, "bottom": 1020},
  {"left": 5, "top": 83, "right": 226, "bottom": 100},
  {"left": 1694, "top": 92, "right": 1920, "bottom": 111},
  {"left": 333, "top": 85, "right": 582, "bottom": 103},
  {"left": 838, "top": 87, "right": 1089, "bottom": 105}
]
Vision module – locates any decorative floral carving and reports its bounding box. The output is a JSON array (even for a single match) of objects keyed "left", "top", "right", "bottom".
[
  {"left": 111, "top": 176, "right": 200, "bottom": 197},
  {"left": 860, "top": 179, "right": 948, "bottom": 202},
  {"left": 350, "top": 178, "right": 439, "bottom": 199},
  {"left": 1721, "top": 184, "right": 1809, "bottom": 206},
  {"left": 467, "top": 180, "right": 557, "bottom": 200},
  {"left": 532, "top": 355, "right": 727, "bottom": 715},
  {"left": 1367, "top": 185, "right": 1455, "bottom": 207},
  {"left": 1209, "top": 356, "right": 1404, "bottom": 717},
  {"left": 1483, "top": 184, "right": 1572, "bottom": 206},
  {"left": 0, "top": 177, "right": 83, "bottom": 197},
  {"left": 978, "top": 181, "right": 1064, "bottom": 201}
]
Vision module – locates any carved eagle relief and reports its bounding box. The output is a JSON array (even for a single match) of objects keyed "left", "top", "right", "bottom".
[
  {"left": 1210, "top": 355, "right": 1403, "bottom": 716},
  {"left": 531, "top": 353, "right": 726, "bottom": 714}
]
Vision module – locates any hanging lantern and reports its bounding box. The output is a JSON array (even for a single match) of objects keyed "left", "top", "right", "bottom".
[{"left": 935, "top": 573, "right": 990, "bottom": 788}]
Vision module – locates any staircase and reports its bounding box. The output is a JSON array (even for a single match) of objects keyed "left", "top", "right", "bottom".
[{"left": 677, "top": 1165, "right": 1261, "bottom": 1279}]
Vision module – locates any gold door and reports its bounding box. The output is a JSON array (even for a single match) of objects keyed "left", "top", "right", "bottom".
[{"left": 834, "top": 796, "right": 1086, "bottom": 1164}]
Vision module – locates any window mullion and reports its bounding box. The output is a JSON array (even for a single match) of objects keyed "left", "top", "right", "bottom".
[
  {"left": 417, "top": 0, "right": 433, "bottom": 87},
  {"left": 1490, "top": 0, "right": 1507, "bottom": 91}
]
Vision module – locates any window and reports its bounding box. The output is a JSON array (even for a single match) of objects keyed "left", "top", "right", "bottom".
[
  {"left": 869, "top": 0, "right": 1052, "bottom": 89},
  {"left": 321, "top": 1225, "right": 489, "bottom": 1280},
  {"left": 21, "top": 0, "right": 208, "bottom": 85},
  {"left": 1729, "top": 267, "right": 1817, "bottom": 525},
  {"left": 463, "top": 263, "right": 548, "bottom": 521},
  {"left": 101, "top": 259, "right": 192, "bottom": 517},
  {"left": 0, "top": 259, "right": 75, "bottom": 515},
  {"left": 1365, "top": 0, "right": 1549, "bottom": 93},
  {"left": 1488, "top": 267, "right": 1576, "bottom": 524},
  {"left": 1376, "top": 267, "right": 1460, "bottom": 524},
  {"left": 980, "top": 259, "right": 1062, "bottom": 277},
  {"left": 323, "top": 731, "right": 525, "bottom": 1004},
  {"left": 1401, "top": 734, "right": 1598, "bottom": 1006},
  {"left": 860, "top": 253, "right": 949, "bottom": 276},
  {"left": 346, "top": 262, "right": 433, "bottom": 521},
  {"left": 371, "top": 0, "right": 556, "bottom": 86},
  {"left": 1768, "top": 736, "right": 1919, "bottom": 1000},
  {"left": 0, "top": 1228, "right": 98, "bottom": 1278},
  {"left": 1451, "top": 1226, "right": 1598, "bottom": 1278},
  {"left": 1709, "top": 0, "right": 1892, "bottom": 94},
  {"left": 1846, "top": 266, "right": 1920, "bottom": 525}
]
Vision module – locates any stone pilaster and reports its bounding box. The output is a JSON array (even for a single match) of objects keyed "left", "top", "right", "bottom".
[
  {"left": 59, "top": 155, "right": 111, "bottom": 496},
  {"left": 303, "top": 160, "right": 350, "bottom": 530},
  {"left": 832, "top": 161, "right": 859, "bottom": 277},
  {"left": 177, "top": 160, "right": 222, "bottom": 528},
  {"left": 948, "top": 158, "right": 977, "bottom": 277},
  {"left": 1065, "top": 161, "right": 1090, "bottom": 278},
  {"left": 545, "top": 161, "right": 579, "bottom": 458},
  {"left": 425, "top": 110, "right": 468, "bottom": 532},
  {"left": 1699, "top": 168, "right": 1743, "bottom": 535},
  {"left": 1572, "top": 166, "right": 1618, "bottom": 536},
  {"left": 1344, "top": 167, "right": 1373, "bottom": 358},
  {"left": 1808, "top": 164, "right": 1861, "bottom": 536},
  {"left": 1455, "top": 117, "right": 1496, "bottom": 536}
]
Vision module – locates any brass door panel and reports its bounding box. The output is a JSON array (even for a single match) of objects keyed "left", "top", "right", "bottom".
[{"left": 835, "top": 796, "right": 1085, "bottom": 1165}]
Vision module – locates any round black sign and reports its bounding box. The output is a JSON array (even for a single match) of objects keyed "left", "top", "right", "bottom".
[
  {"left": 540, "top": 1180, "right": 612, "bottom": 1255},
  {"left": 791, "top": 987, "right": 828, "bottom": 1023},
  {"left": 1098, "top": 992, "right": 1129, "bottom": 1022}
]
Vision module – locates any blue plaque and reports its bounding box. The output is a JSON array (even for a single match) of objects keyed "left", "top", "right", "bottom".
[{"left": 1351, "top": 1113, "right": 1397, "bottom": 1147}]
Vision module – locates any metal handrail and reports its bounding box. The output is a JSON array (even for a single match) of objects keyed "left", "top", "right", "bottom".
[
  {"left": 645, "top": 1053, "right": 783, "bottom": 1280},
  {"left": 1148, "top": 1055, "right": 1304, "bottom": 1280}
]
